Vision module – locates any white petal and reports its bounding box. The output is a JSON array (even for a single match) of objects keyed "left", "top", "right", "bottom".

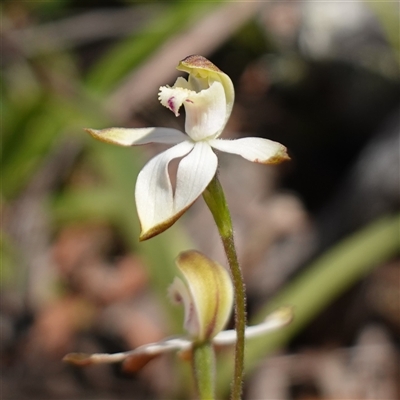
[
  {"left": 174, "top": 76, "right": 192, "bottom": 90},
  {"left": 134, "top": 336, "right": 192, "bottom": 355},
  {"left": 174, "top": 141, "right": 218, "bottom": 214},
  {"left": 241, "top": 306, "right": 293, "bottom": 339},
  {"left": 122, "top": 335, "right": 192, "bottom": 372},
  {"left": 183, "top": 81, "right": 227, "bottom": 141},
  {"left": 135, "top": 141, "right": 194, "bottom": 240},
  {"left": 168, "top": 277, "right": 200, "bottom": 338},
  {"left": 209, "top": 137, "right": 290, "bottom": 164},
  {"left": 85, "top": 127, "right": 187, "bottom": 146},
  {"left": 213, "top": 306, "right": 293, "bottom": 345},
  {"left": 63, "top": 336, "right": 191, "bottom": 368}
]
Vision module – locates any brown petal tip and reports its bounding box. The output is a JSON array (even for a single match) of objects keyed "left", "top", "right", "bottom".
[
  {"left": 122, "top": 353, "right": 159, "bottom": 373},
  {"left": 265, "top": 147, "right": 291, "bottom": 165}
]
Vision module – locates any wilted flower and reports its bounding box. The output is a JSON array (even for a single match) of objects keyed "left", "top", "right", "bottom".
[{"left": 85, "top": 55, "right": 289, "bottom": 240}]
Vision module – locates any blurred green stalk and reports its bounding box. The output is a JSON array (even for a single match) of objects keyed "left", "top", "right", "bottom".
[{"left": 217, "top": 214, "right": 400, "bottom": 396}]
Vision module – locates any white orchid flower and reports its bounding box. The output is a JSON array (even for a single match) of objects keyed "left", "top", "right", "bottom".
[
  {"left": 63, "top": 251, "right": 293, "bottom": 372},
  {"left": 85, "top": 55, "right": 289, "bottom": 240}
]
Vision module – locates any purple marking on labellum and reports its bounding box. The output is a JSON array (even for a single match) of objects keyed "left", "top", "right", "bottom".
[
  {"left": 185, "top": 99, "right": 194, "bottom": 104},
  {"left": 168, "top": 97, "right": 175, "bottom": 112}
]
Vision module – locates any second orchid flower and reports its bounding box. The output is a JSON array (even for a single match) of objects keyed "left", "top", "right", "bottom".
[{"left": 64, "top": 251, "right": 293, "bottom": 372}]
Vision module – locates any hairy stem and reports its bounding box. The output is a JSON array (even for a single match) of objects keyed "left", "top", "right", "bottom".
[
  {"left": 203, "top": 174, "right": 246, "bottom": 400},
  {"left": 192, "top": 341, "right": 215, "bottom": 400}
]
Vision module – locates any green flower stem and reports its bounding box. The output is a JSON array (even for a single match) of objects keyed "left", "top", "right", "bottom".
[
  {"left": 192, "top": 341, "right": 215, "bottom": 400},
  {"left": 215, "top": 213, "right": 400, "bottom": 397},
  {"left": 203, "top": 174, "right": 246, "bottom": 400}
]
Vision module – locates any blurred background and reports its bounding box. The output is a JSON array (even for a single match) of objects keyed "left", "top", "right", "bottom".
[{"left": 2, "top": 1, "right": 399, "bottom": 399}]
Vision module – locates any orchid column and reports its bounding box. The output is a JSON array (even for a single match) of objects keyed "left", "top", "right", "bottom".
[{"left": 84, "top": 55, "right": 289, "bottom": 399}]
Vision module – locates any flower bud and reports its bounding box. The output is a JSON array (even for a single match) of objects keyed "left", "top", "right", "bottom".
[{"left": 169, "top": 250, "right": 234, "bottom": 342}]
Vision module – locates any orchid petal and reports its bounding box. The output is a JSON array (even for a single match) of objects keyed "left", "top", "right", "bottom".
[
  {"left": 63, "top": 336, "right": 192, "bottom": 372},
  {"left": 122, "top": 336, "right": 192, "bottom": 372},
  {"left": 213, "top": 306, "right": 294, "bottom": 345},
  {"left": 169, "top": 276, "right": 200, "bottom": 337},
  {"left": 209, "top": 137, "right": 290, "bottom": 164},
  {"left": 84, "top": 127, "right": 187, "bottom": 146},
  {"left": 174, "top": 141, "right": 218, "bottom": 214},
  {"left": 136, "top": 141, "right": 194, "bottom": 241},
  {"left": 183, "top": 81, "right": 227, "bottom": 141},
  {"left": 174, "top": 250, "right": 234, "bottom": 341}
]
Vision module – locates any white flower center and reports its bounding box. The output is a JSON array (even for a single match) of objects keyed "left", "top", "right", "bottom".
[{"left": 159, "top": 79, "right": 227, "bottom": 142}]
